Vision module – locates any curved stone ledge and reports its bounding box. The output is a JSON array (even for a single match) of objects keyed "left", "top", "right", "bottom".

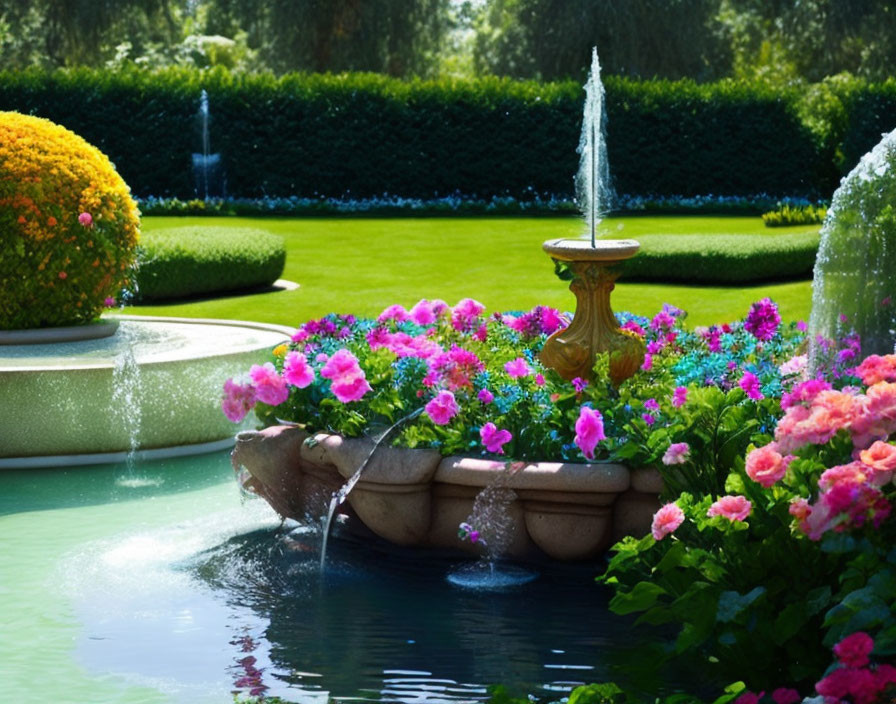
[{"left": 232, "top": 425, "right": 663, "bottom": 561}]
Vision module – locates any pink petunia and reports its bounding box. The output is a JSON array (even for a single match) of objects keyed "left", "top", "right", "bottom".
[
  {"left": 707, "top": 495, "right": 752, "bottom": 522},
  {"left": 480, "top": 422, "right": 513, "bottom": 454},
  {"left": 745, "top": 443, "right": 790, "bottom": 487},
  {"left": 221, "top": 378, "right": 257, "bottom": 422},
  {"left": 282, "top": 351, "right": 315, "bottom": 388},
  {"left": 425, "top": 390, "right": 459, "bottom": 425},
  {"left": 249, "top": 362, "right": 289, "bottom": 406},
  {"left": 320, "top": 349, "right": 371, "bottom": 403},
  {"left": 671, "top": 386, "right": 688, "bottom": 408},
  {"left": 477, "top": 388, "right": 494, "bottom": 404},
  {"left": 662, "top": 442, "right": 690, "bottom": 465},
  {"left": 651, "top": 502, "right": 685, "bottom": 540},
  {"left": 574, "top": 406, "right": 605, "bottom": 460},
  {"left": 504, "top": 357, "right": 531, "bottom": 378}
]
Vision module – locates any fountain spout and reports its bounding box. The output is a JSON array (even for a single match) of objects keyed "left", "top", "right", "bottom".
[{"left": 192, "top": 89, "right": 225, "bottom": 200}]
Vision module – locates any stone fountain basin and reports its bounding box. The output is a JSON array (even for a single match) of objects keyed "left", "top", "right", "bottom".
[
  {"left": 233, "top": 424, "right": 663, "bottom": 562},
  {"left": 0, "top": 315, "right": 292, "bottom": 466}
]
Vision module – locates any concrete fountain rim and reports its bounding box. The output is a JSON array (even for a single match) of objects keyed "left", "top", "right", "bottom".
[{"left": 542, "top": 237, "right": 640, "bottom": 262}]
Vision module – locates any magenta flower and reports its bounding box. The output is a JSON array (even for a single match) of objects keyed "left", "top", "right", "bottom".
[
  {"left": 744, "top": 297, "right": 781, "bottom": 341},
  {"left": 283, "top": 351, "right": 315, "bottom": 388},
  {"left": 425, "top": 390, "right": 459, "bottom": 425},
  {"left": 662, "top": 442, "right": 690, "bottom": 465},
  {"left": 707, "top": 495, "right": 752, "bottom": 522},
  {"left": 644, "top": 398, "right": 659, "bottom": 411},
  {"left": 477, "top": 388, "right": 494, "bottom": 404},
  {"left": 504, "top": 357, "right": 531, "bottom": 378},
  {"left": 103, "top": 296, "right": 116, "bottom": 307},
  {"left": 450, "top": 297, "right": 485, "bottom": 332},
  {"left": 78, "top": 211, "right": 93, "bottom": 227},
  {"left": 249, "top": 362, "right": 289, "bottom": 406},
  {"left": 480, "top": 422, "right": 512, "bottom": 454},
  {"left": 770, "top": 689, "right": 801, "bottom": 704},
  {"left": 651, "top": 502, "right": 685, "bottom": 540},
  {"left": 377, "top": 303, "right": 410, "bottom": 323},
  {"left": 833, "top": 631, "right": 874, "bottom": 668},
  {"left": 572, "top": 377, "right": 588, "bottom": 393},
  {"left": 574, "top": 406, "right": 605, "bottom": 460},
  {"left": 739, "top": 371, "right": 764, "bottom": 400},
  {"left": 672, "top": 386, "right": 688, "bottom": 408},
  {"left": 221, "top": 378, "right": 257, "bottom": 422},
  {"left": 409, "top": 299, "right": 437, "bottom": 325},
  {"left": 320, "top": 349, "right": 371, "bottom": 403}
]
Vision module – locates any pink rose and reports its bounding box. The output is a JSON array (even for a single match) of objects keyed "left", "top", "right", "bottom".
[
  {"left": 859, "top": 440, "right": 896, "bottom": 472},
  {"left": 707, "top": 495, "right": 752, "bottom": 522},
  {"left": 651, "top": 502, "right": 685, "bottom": 540},
  {"left": 480, "top": 422, "right": 512, "bottom": 454},
  {"left": 833, "top": 631, "right": 874, "bottom": 668},
  {"left": 574, "top": 406, "right": 605, "bottom": 460},
  {"left": 745, "top": 443, "right": 789, "bottom": 487},
  {"left": 249, "top": 362, "right": 289, "bottom": 406},
  {"left": 662, "top": 442, "right": 690, "bottom": 465},
  {"left": 425, "top": 390, "right": 459, "bottom": 425},
  {"left": 283, "top": 351, "right": 315, "bottom": 388}
]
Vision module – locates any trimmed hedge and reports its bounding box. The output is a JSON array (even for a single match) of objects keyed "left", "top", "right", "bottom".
[
  {"left": 0, "top": 67, "right": 826, "bottom": 201},
  {"left": 134, "top": 226, "right": 285, "bottom": 301},
  {"left": 621, "top": 232, "right": 820, "bottom": 283}
]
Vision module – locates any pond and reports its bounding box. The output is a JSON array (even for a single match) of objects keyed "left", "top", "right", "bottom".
[{"left": 2, "top": 451, "right": 677, "bottom": 703}]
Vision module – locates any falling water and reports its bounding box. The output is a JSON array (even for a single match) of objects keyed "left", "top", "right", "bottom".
[
  {"left": 192, "top": 89, "right": 225, "bottom": 200},
  {"left": 110, "top": 326, "right": 143, "bottom": 475},
  {"left": 575, "top": 47, "right": 615, "bottom": 247},
  {"left": 809, "top": 126, "right": 896, "bottom": 366},
  {"left": 319, "top": 408, "right": 424, "bottom": 570}
]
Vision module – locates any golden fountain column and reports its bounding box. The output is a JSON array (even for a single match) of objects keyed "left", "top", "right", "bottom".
[{"left": 540, "top": 238, "right": 645, "bottom": 386}]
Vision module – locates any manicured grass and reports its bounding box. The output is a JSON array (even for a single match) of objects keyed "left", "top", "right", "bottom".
[{"left": 127, "top": 215, "right": 817, "bottom": 328}]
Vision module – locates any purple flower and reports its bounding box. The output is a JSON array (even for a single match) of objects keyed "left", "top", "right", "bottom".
[
  {"left": 480, "top": 422, "right": 512, "bottom": 454},
  {"left": 662, "top": 442, "right": 690, "bottom": 465},
  {"left": 477, "top": 388, "right": 494, "bottom": 404},
  {"left": 572, "top": 377, "right": 588, "bottom": 393},
  {"left": 642, "top": 413, "right": 655, "bottom": 426},
  {"left": 744, "top": 297, "right": 781, "bottom": 341},
  {"left": 644, "top": 398, "right": 660, "bottom": 411},
  {"left": 672, "top": 386, "right": 688, "bottom": 408}
]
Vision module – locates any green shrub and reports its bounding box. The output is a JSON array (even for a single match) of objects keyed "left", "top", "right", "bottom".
[
  {"left": 838, "top": 78, "right": 896, "bottom": 175},
  {"left": 0, "top": 67, "right": 824, "bottom": 201},
  {"left": 134, "top": 226, "right": 285, "bottom": 301},
  {"left": 761, "top": 202, "right": 827, "bottom": 227},
  {"left": 622, "top": 232, "right": 819, "bottom": 283}
]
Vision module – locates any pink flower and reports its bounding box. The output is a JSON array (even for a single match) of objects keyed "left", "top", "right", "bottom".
[
  {"left": 221, "top": 378, "right": 256, "bottom": 422},
  {"left": 451, "top": 298, "right": 485, "bottom": 332},
  {"left": 425, "top": 390, "right": 459, "bottom": 425},
  {"left": 778, "top": 354, "right": 807, "bottom": 378},
  {"left": 504, "top": 357, "right": 531, "bottom": 378},
  {"left": 641, "top": 353, "right": 653, "bottom": 371},
  {"left": 572, "top": 377, "right": 588, "bottom": 393},
  {"left": 409, "top": 299, "right": 438, "bottom": 325},
  {"left": 377, "top": 303, "right": 410, "bottom": 323},
  {"left": 707, "top": 495, "right": 752, "bottom": 522},
  {"left": 534, "top": 373, "right": 545, "bottom": 386},
  {"left": 780, "top": 378, "right": 832, "bottom": 410},
  {"left": 859, "top": 440, "right": 896, "bottom": 472},
  {"left": 320, "top": 349, "right": 371, "bottom": 403},
  {"left": 574, "top": 406, "right": 605, "bottom": 460},
  {"left": 662, "top": 442, "right": 690, "bottom": 465},
  {"left": 480, "top": 422, "right": 512, "bottom": 454},
  {"left": 249, "top": 362, "right": 289, "bottom": 406},
  {"left": 815, "top": 667, "right": 878, "bottom": 704},
  {"left": 671, "top": 386, "right": 688, "bottom": 408},
  {"left": 283, "top": 351, "right": 315, "bottom": 388},
  {"left": 771, "top": 688, "right": 801, "bottom": 704},
  {"left": 651, "top": 502, "right": 685, "bottom": 540},
  {"left": 739, "top": 371, "right": 764, "bottom": 400},
  {"left": 854, "top": 353, "right": 896, "bottom": 385},
  {"left": 745, "top": 443, "right": 790, "bottom": 487},
  {"left": 103, "top": 296, "right": 116, "bottom": 307},
  {"left": 477, "top": 388, "right": 494, "bottom": 404},
  {"left": 744, "top": 297, "right": 781, "bottom": 341},
  {"left": 833, "top": 632, "right": 874, "bottom": 668},
  {"left": 733, "top": 692, "right": 762, "bottom": 704},
  {"left": 78, "top": 211, "right": 93, "bottom": 227}
]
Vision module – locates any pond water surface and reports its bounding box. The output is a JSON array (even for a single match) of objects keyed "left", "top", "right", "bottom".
[{"left": 2, "top": 451, "right": 671, "bottom": 703}]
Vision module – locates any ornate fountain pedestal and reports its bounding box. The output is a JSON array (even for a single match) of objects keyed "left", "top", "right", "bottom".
[{"left": 540, "top": 238, "right": 645, "bottom": 386}]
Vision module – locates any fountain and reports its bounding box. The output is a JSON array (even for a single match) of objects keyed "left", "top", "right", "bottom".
[
  {"left": 192, "top": 89, "right": 226, "bottom": 200},
  {"left": 809, "top": 126, "right": 896, "bottom": 361},
  {"left": 231, "top": 48, "right": 659, "bottom": 562},
  {"left": 539, "top": 48, "right": 645, "bottom": 385}
]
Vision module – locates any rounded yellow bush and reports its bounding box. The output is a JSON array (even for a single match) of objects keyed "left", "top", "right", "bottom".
[{"left": 0, "top": 112, "right": 140, "bottom": 329}]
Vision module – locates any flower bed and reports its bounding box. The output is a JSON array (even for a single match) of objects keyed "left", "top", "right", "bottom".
[{"left": 224, "top": 297, "right": 895, "bottom": 702}]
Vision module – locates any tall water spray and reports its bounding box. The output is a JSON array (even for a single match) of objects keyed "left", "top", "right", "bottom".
[
  {"left": 575, "top": 47, "right": 615, "bottom": 247},
  {"left": 809, "top": 126, "right": 896, "bottom": 364},
  {"left": 192, "top": 89, "right": 225, "bottom": 200}
]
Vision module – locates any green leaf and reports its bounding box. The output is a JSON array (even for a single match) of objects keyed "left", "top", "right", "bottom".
[
  {"left": 609, "top": 581, "right": 668, "bottom": 615},
  {"left": 716, "top": 587, "right": 766, "bottom": 623},
  {"left": 567, "top": 683, "right": 624, "bottom": 704}
]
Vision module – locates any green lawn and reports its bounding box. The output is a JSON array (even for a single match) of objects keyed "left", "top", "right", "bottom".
[{"left": 128, "top": 215, "right": 816, "bottom": 329}]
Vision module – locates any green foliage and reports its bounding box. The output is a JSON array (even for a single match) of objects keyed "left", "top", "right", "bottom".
[
  {"left": 761, "top": 203, "right": 827, "bottom": 227},
  {"left": 839, "top": 78, "right": 896, "bottom": 177},
  {"left": 0, "top": 67, "right": 825, "bottom": 201},
  {"left": 134, "top": 226, "right": 285, "bottom": 301},
  {"left": 622, "top": 232, "right": 819, "bottom": 283}
]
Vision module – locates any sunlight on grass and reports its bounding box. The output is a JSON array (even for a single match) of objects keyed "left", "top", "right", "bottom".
[{"left": 130, "top": 215, "right": 815, "bottom": 328}]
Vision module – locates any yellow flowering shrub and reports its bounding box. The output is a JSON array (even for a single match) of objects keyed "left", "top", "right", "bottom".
[{"left": 0, "top": 112, "right": 140, "bottom": 329}]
